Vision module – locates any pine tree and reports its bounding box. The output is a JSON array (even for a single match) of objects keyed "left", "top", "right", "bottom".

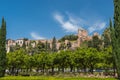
[
  {"left": 0, "top": 17, "right": 6, "bottom": 77},
  {"left": 112, "top": 0, "right": 120, "bottom": 78}
]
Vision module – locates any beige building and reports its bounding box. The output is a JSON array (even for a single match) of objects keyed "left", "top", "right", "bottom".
[{"left": 6, "top": 29, "right": 100, "bottom": 53}]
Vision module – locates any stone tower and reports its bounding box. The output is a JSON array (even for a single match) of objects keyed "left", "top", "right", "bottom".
[{"left": 77, "top": 29, "right": 88, "bottom": 47}]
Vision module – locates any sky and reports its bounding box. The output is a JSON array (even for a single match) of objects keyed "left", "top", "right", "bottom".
[{"left": 0, "top": 0, "right": 114, "bottom": 40}]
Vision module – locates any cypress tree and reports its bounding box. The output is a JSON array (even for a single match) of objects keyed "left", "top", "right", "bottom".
[
  {"left": 45, "top": 41, "right": 50, "bottom": 52},
  {"left": 52, "top": 37, "right": 57, "bottom": 52},
  {"left": 102, "top": 27, "right": 111, "bottom": 48},
  {"left": 109, "top": 19, "right": 116, "bottom": 76},
  {"left": 112, "top": 0, "right": 120, "bottom": 78},
  {"left": 0, "top": 17, "right": 6, "bottom": 77}
]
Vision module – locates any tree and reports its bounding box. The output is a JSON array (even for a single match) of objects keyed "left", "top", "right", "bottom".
[
  {"left": 0, "top": 17, "right": 6, "bottom": 77},
  {"left": 112, "top": 0, "right": 120, "bottom": 78},
  {"left": 33, "top": 53, "right": 42, "bottom": 73},
  {"left": 35, "top": 41, "right": 46, "bottom": 53},
  {"left": 7, "top": 49, "right": 26, "bottom": 75},
  {"left": 24, "top": 54, "right": 35, "bottom": 74},
  {"left": 80, "top": 40, "right": 88, "bottom": 48},
  {"left": 10, "top": 44, "right": 21, "bottom": 52},
  {"left": 40, "top": 53, "right": 48, "bottom": 74},
  {"left": 7, "top": 52, "right": 16, "bottom": 75},
  {"left": 88, "top": 35, "right": 102, "bottom": 51},
  {"left": 66, "top": 42, "right": 71, "bottom": 49},
  {"left": 67, "top": 51, "right": 75, "bottom": 72},
  {"left": 26, "top": 43, "right": 35, "bottom": 55},
  {"left": 59, "top": 34, "right": 78, "bottom": 42},
  {"left": 102, "top": 46, "right": 113, "bottom": 74},
  {"left": 59, "top": 42, "right": 66, "bottom": 50},
  {"left": 52, "top": 37, "right": 57, "bottom": 52},
  {"left": 102, "top": 27, "right": 111, "bottom": 48},
  {"left": 108, "top": 19, "right": 116, "bottom": 76},
  {"left": 75, "top": 48, "right": 88, "bottom": 73},
  {"left": 56, "top": 50, "right": 70, "bottom": 73},
  {"left": 46, "top": 53, "right": 55, "bottom": 74},
  {"left": 22, "top": 38, "right": 28, "bottom": 49},
  {"left": 45, "top": 41, "right": 51, "bottom": 52},
  {"left": 86, "top": 48, "right": 99, "bottom": 74}
]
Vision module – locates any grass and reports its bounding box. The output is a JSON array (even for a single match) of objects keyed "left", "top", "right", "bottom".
[{"left": 0, "top": 76, "right": 117, "bottom": 80}]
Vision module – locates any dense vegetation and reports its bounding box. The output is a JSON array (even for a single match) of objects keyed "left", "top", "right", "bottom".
[
  {"left": 59, "top": 34, "right": 78, "bottom": 42},
  {"left": 0, "top": 17, "right": 6, "bottom": 77},
  {"left": 111, "top": 0, "right": 120, "bottom": 79},
  {"left": 6, "top": 47, "right": 113, "bottom": 76}
]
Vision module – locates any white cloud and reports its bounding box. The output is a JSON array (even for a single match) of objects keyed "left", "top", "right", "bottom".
[
  {"left": 53, "top": 12, "right": 107, "bottom": 34},
  {"left": 30, "top": 32, "right": 45, "bottom": 40},
  {"left": 99, "top": 22, "right": 106, "bottom": 29},
  {"left": 53, "top": 13, "right": 83, "bottom": 32},
  {"left": 88, "top": 22, "right": 106, "bottom": 33},
  {"left": 67, "top": 13, "right": 86, "bottom": 26},
  {"left": 54, "top": 13, "right": 64, "bottom": 24}
]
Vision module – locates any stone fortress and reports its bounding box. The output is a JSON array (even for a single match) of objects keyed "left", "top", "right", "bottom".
[{"left": 6, "top": 29, "right": 100, "bottom": 53}]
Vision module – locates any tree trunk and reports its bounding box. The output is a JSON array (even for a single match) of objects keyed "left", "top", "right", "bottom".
[
  {"left": 77, "top": 67, "right": 80, "bottom": 73},
  {"left": 11, "top": 67, "right": 14, "bottom": 75},
  {"left": 30, "top": 68, "right": 32, "bottom": 72},
  {"left": 90, "top": 66, "right": 94, "bottom": 74},
  {"left": 16, "top": 68, "right": 19, "bottom": 76},
  {"left": 26, "top": 68, "right": 29, "bottom": 73},
  {"left": 70, "top": 66, "right": 73, "bottom": 72},
  {"left": 52, "top": 66, "right": 54, "bottom": 74},
  {"left": 113, "top": 62, "right": 116, "bottom": 76},
  {"left": 62, "top": 67, "right": 64, "bottom": 73},
  {"left": 43, "top": 63, "right": 45, "bottom": 74},
  {"left": 36, "top": 68, "right": 39, "bottom": 73},
  {"left": 73, "top": 67, "right": 75, "bottom": 72},
  {"left": 83, "top": 66, "right": 86, "bottom": 73},
  {"left": 58, "top": 67, "right": 60, "bottom": 72},
  {"left": 118, "top": 74, "right": 120, "bottom": 80}
]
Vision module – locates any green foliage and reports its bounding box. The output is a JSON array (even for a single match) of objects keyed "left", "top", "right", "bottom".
[
  {"left": 7, "top": 49, "right": 26, "bottom": 75},
  {"left": 86, "top": 48, "right": 99, "bottom": 74},
  {"left": 24, "top": 54, "right": 35, "bottom": 71},
  {"left": 45, "top": 41, "right": 51, "bottom": 52},
  {"left": 35, "top": 42, "right": 46, "bottom": 53},
  {"left": 52, "top": 37, "right": 57, "bottom": 52},
  {"left": 59, "top": 42, "right": 66, "bottom": 50},
  {"left": 102, "top": 46, "right": 113, "bottom": 69},
  {"left": 6, "top": 46, "right": 114, "bottom": 76},
  {"left": 88, "top": 35, "right": 102, "bottom": 51},
  {"left": 112, "top": 0, "right": 120, "bottom": 78},
  {"left": 0, "top": 17, "right": 6, "bottom": 77},
  {"left": 102, "top": 27, "right": 111, "bottom": 48},
  {"left": 59, "top": 34, "right": 78, "bottom": 42},
  {"left": 80, "top": 40, "right": 88, "bottom": 48}
]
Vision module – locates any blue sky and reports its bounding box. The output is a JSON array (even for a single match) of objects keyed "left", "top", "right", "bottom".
[{"left": 0, "top": 0, "right": 114, "bottom": 40}]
